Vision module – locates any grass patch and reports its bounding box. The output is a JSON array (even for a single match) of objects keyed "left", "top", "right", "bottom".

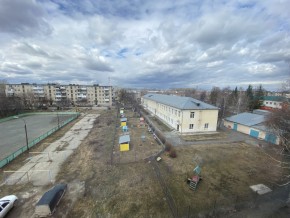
[{"left": 181, "top": 132, "right": 227, "bottom": 141}]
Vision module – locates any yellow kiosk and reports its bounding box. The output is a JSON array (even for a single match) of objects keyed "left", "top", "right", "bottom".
[{"left": 119, "top": 135, "right": 130, "bottom": 151}]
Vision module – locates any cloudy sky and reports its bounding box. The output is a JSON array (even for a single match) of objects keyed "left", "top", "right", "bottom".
[{"left": 0, "top": 0, "right": 290, "bottom": 90}]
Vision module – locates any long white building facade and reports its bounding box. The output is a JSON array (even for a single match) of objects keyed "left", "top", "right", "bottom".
[
  {"left": 5, "top": 83, "right": 114, "bottom": 106},
  {"left": 141, "top": 94, "right": 219, "bottom": 134}
]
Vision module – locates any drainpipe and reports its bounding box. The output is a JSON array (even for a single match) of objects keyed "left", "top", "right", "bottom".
[{"left": 181, "top": 111, "right": 183, "bottom": 134}]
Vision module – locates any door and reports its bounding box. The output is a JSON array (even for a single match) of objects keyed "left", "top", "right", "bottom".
[
  {"left": 177, "top": 125, "right": 179, "bottom": 131},
  {"left": 265, "top": 133, "right": 277, "bottom": 144},
  {"left": 233, "top": 123, "right": 238, "bottom": 131},
  {"left": 250, "top": 129, "right": 259, "bottom": 138}
]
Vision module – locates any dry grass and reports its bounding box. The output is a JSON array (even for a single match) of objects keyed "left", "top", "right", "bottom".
[
  {"left": 113, "top": 110, "right": 162, "bottom": 164},
  {"left": 158, "top": 142, "right": 284, "bottom": 215},
  {"left": 181, "top": 132, "right": 227, "bottom": 141},
  {"left": 54, "top": 109, "right": 170, "bottom": 217},
  {"left": 1, "top": 107, "right": 287, "bottom": 217}
]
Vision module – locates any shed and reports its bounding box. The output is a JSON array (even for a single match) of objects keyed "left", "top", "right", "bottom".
[
  {"left": 120, "top": 117, "right": 127, "bottom": 127},
  {"left": 35, "top": 183, "right": 67, "bottom": 217},
  {"left": 122, "top": 125, "right": 128, "bottom": 132},
  {"left": 224, "top": 112, "right": 279, "bottom": 145},
  {"left": 119, "top": 135, "right": 130, "bottom": 151}
]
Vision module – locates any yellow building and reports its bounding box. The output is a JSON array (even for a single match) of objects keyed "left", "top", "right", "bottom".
[
  {"left": 141, "top": 94, "right": 219, "bottom": 134},
  {"left": 120, "top": 117, "right": 127, "bottom": 126},
  {"left": 119, "top": 135, "right": 130, "bottom": 151}
]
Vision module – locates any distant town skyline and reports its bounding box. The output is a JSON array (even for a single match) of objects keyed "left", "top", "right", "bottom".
[{"left": 0, "top": 0, "right": 290, "bottom": 91}]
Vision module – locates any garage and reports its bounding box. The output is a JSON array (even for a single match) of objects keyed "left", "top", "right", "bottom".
[{"left": 250, "top": 129, "right": 259, "bottom": 138}]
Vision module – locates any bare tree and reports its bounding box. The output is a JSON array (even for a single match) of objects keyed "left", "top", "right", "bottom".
[
  {"left": 266, "top": 76, "right": 290, "bottom": 151},
  {"left": 266, "top": 107, "right": 290, "bottom": 151},
  {"left": 183, "top": 88, "right": 197, "bottom": 98},
  {"left": 199, "top": 91, "right": 207, "bottom": 101},
  {"left": 209, "top": 87, "right": 221, "bottom": 106}
]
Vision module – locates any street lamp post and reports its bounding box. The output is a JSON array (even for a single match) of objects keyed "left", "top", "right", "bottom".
[
  {"left": 57, "top": 112, "right": 60, "bottom": 128},
  {"left": 14, "top": 116, "right": 29, "bottom": 151}
]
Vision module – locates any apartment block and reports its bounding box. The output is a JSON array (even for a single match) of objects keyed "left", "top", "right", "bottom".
[{"left": 5, "top": 83, "right": 114, "bottom": 106}]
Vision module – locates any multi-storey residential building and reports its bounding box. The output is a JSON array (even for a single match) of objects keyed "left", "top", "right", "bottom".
[
  {"left": 5, "top": 83, "right": 114, "bottom": 106},
  {"left": 141, "top": 94, "right": 219, "bottom": 134}
]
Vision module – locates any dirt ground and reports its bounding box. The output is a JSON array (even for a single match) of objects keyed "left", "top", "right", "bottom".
[{"left": 0, "top": 107, "right": 289, "bottom": 217}]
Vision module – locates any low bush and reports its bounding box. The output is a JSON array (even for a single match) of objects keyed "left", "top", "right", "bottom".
[
  {"left": 169, "top": 148, "right": 177, "bottom": 158},
  {"left": 164, "top": 141, "right": 172, "bottom": 151}
]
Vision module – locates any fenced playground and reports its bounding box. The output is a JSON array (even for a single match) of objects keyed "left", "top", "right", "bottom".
[{"left": 0, "top": 112, "right": 79, "bottom": 168}]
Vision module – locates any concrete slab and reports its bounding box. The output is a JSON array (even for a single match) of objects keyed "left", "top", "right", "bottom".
[{"left": 250, "top": 184, "right": 272, "bottom": 195}]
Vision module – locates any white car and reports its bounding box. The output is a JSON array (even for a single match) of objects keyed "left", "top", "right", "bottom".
[{"left": 0, "top": 195, "right": 18, "bottom": 218}]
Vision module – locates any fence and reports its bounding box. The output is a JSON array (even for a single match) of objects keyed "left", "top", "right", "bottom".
[{"left": 0, "top": 112, "right": 79, "bottom": 168}]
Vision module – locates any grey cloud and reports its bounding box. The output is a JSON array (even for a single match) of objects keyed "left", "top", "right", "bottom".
[
  {"left": 16, "top": 42, "right": 50, "bottom": 58},
  {"left": 257, "top": 52, "right": 290, "bottom": 63},
  {"left": 0, "top": 0, "right": 52, "bottom": 36},
  {"left": 84, "top": 58, "right": 114, "bottom": 72},
  {"left": 0, "top": 62, "right": 33, "bottom": 75},
  {"left": 24, "top": 62, "right": 43, "bottom": 69},
  {"left": 15, "top": 42, "right": 64, "bottom": 60}
]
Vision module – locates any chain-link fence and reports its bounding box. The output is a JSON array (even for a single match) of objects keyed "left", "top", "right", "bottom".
[{"left": 0, "top": 112, "right": 79, "bottom": 168}]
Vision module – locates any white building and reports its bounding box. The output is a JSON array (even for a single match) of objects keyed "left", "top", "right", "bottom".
[
  {"left": 141, "top": 94, "right": 219, "bottom": 134},
  {"left": 262, "top": 96, "right": 288, "bottom": 110}
]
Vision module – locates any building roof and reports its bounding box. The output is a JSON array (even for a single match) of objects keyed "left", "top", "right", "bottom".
[
  {"left": 253, "top": 109, "right": 270, "bottom": 115},
  {"left": 263, "top": 96, "right": 287, "bottom": 102},
  {"left": 36, "top": 184, "right": 67, "bottom": 208},
  {"left": 120, "top": 118, "right": 127, "bottom": 122},
  {"left": 225, "top": 112, "right": 265, "bottom": 126},
  {"left": 142, "top": 94, "right": 218, "bottom": 110},
  {"left": 119, "top": 135, "right": 130, "bottom": 144}
]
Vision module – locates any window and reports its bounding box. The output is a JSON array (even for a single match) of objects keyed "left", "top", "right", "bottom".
[
  {"left": 178, "top": 111, "right": 180, "bottom": 117},
  {"left": 204, "top": 123, "right": 209, "bottom": 129},
  {"left": 190, "top": 112, "right": 195, "bottom": 118},
  {"left": 189, "top": 124, "right": 194, "bottom": 129}
]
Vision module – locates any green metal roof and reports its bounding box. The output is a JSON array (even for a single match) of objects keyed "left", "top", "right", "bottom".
[{"left": 262, "top": 96, "right": 287, "bottom": 102}]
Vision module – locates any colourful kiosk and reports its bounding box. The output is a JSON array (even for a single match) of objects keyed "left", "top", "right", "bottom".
[{"left": 119, "top": 135, "right": 130, "bottom": 151}]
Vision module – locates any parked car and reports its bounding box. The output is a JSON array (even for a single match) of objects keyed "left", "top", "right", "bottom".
[
  {"left": 0, "top": 195, "right": 18, "bottom": 218},
  {"left": 35, "top": 184, "right": 67, "bottom": 217}
]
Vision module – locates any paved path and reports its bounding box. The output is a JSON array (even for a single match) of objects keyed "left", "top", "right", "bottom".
[
  {"left": 4, "top": 114, "right": 98, "bottom": 186},
  {"left": 164, "top": 126, "right": 271, "bottom": 148}
]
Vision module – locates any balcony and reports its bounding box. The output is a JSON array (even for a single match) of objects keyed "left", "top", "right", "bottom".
[{"left": 6, "top": 89, "right": 14, "bottom": 94}]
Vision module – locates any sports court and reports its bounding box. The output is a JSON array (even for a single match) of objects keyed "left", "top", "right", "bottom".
[{"left": 0, "top": 113, "right": 77, "bottom": 160}]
